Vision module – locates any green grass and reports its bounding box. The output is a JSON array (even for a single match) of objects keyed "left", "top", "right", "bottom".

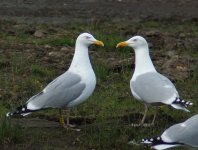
[
  {"left": 0, "top": 116, "right": 22, "bottom": 145},
  {"left": 0, "top": 19, "right": 197, "bottom": 149}
]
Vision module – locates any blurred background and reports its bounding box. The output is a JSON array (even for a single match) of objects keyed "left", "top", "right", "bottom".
[{"left": 0, "top": 0, "right": 198, "bottom": 150}]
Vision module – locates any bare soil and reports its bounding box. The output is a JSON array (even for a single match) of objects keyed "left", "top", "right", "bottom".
[{"left": 1, "top": 0, "right": 198, "bottom": 24}]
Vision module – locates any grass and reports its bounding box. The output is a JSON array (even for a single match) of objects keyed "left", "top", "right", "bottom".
[
  {"left": 0, "top": 19, "right": 197, "bottom": 149},
  {"left": 0, "top": 116, "right": 22, "bottom": 146}
]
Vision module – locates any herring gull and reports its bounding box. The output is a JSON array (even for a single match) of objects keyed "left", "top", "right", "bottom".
[
  {"left": 142, "top": 114, "right": 198, "bottom": 149},
  {"left": 116, "top": 36, "right": 193, "bottom": 126},
  {"left": 6, "top": 33, "right": 104, "bottom": 130}
]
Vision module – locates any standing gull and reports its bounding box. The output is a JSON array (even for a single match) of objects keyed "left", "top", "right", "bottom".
[
  {"left": 142, "top": 114, "right": 198, "bottom": 149},
  {"left": 6, "top": 33, "right": 104, "bottom": 130},
  {"left": 116, "top": 36, "right": 193, "bottom": 126}
]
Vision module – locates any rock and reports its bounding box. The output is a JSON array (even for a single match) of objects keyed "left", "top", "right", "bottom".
[
  {"left": 60, "top": 46, "right": 71, "bottom": 52},
  {"left": 48, "top": 51, "right": 62, "bottom": 58},
  {"left": 166, "top": 51, "right": 178, "bottom": 58},
  {"left": 34, "top": 30, "right": 45, "bottom": 38},
  {"left": 145, "top": 30, "right": 161, "bottom": 37},
  {"left": 179, "top": 33, "right": 186, "bottom": 38},
  {"left": 44, "top": 44, "right": 52, "bottom": 49},
  {"left": 176, "top": 65, "right": 187, "bottom": 71}
]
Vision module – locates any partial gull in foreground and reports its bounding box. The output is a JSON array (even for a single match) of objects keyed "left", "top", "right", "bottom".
[
  {"left": 142, "top": 114, "right": 198, "bottom": 149},
  {"left": 6, "top": 33, "right": 104, "bottom": 130},
  {"left": 116, "top": 36, "right": 193, "bottom": 126}
]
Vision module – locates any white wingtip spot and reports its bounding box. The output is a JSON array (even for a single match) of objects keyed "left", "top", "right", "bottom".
[
  {"left": 6, "top": 112, "right": 10, "bottom": 117},
  {"left": 142, "top": 139, "right": 152, "bottom": 144}
]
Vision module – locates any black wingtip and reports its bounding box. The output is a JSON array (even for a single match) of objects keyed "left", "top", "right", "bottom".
[
  {"left": 6, "top": 105, "right": 34, "bottom": 117},
  {"left": 142, "top": 136, "right": 183, "bottom": 149},
  {"left": 172, "top": 98, "right": 193, "bottom": 108},
  {"left": 171, "top": 98, "right": 193, "bottom": 112},
  {"left": 141, "top": 136, "right": 160, "bottom": 145}
]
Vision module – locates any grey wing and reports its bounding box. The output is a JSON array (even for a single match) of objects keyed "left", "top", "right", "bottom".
[
  {"left": 26, "top": 71, "right": 86, "bottom": 109},
  {"left": 157, "top": 74, "right": 179, "bottom": 96},
  {"left": 162, "top": 115, "right": 198, "bottom": 147},
  {"left": 132, "top": 72, "right": 178, "bottom": 103},
  {"left": 178, "top": 115, "right": 198, "bottom": 147}
]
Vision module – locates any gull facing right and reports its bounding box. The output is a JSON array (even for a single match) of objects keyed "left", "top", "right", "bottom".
[
  {"left": 6, "top": 33, "right": 104, "bottom": 130},
  {"left": 116, "top": 36, "right": 193, "bottom": 126}
]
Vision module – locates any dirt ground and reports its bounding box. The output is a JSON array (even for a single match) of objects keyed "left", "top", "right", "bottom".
[{"left": 1, "top": 0, "right": 198, "bottom": 24}]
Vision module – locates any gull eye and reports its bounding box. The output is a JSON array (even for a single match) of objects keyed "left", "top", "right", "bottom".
[
  {"left": 133, "top": 39, "right": 137, "bottom": 42},
  {"left": 85, "top": 36, "right": 91, "bottom": 39}
]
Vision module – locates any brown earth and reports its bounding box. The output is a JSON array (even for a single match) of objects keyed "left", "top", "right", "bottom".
[{"left": 1, "top": 0, "right": 198, "bottom": 24}]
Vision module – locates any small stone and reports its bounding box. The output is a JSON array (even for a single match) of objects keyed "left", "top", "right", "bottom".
[
  {"left": 48, "top": 51, "right": 62, "bottom": 58},
  {"left": 176, "top": 65, "right": 187, "bottom": 71},
  {"left": 179, "top": 33, "right": 185, "bottom": 38},
  {"left": 44, "top": 44, "right": 52, "bottom": 49},
  {"left": 34, "top": 30, "right": 45, "bottom": 38},
  {"left": 60, "top": 47, "right": 70, "bottom": 52},
  {"left": 145, "top": 30, "right": 160, "bottom": 36}
]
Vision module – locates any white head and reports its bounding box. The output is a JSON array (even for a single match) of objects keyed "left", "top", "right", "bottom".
[
  {"left": 76, "top": 33, "right": 104, "bottom": 47},
  {"left": 116, "top": 36, "right": 148, "bottom": 50}
]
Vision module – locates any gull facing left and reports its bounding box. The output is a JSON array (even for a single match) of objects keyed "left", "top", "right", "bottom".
[
  {"left": 116, "top": 36, "right": 193, "bottom": 126},
  {"left": 6, "top": 33, "right": 104, "bottom": 130},
  {"left": 142, "top": 114, "right": 198, "bottom": 149}
]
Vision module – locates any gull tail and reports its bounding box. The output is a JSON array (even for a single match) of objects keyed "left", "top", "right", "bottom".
[
  {"left": 6, "top": 104, "right": 35, "bottom": 117},
  {"left": 171, "top": 97, "right": 193, "bottom": 112},
  {"left": 141, "top": 136, "right": 182, "bottom": 150}
]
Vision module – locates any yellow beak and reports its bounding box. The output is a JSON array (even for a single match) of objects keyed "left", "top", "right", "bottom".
[
  {"left": 116, "top": 42, "right": 128, "bottom": 48},
  {"left": 93, "top": 40, "right": 104, "bottom": 47}
]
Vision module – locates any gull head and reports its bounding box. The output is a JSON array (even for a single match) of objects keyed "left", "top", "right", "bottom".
[
  {"left": 116, "top": 36, "right": 148, "bottom": 50},
  {"left": 77, "top": 33, "right": 104, "bottom": 47}
]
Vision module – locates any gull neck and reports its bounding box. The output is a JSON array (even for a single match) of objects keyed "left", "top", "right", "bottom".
[
  {"left": 69, "top": 41, "right": 92, "bottom": 71},
  {"left": 133, "top": 46, "right": 156, "bottom": 78}
]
